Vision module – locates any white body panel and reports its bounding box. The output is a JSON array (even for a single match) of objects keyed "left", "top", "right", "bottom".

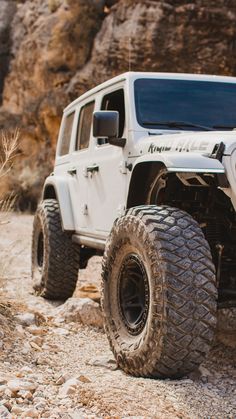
[
  {"left": 43, "top": 72, "right": 236, "bottom": 244},
  {"left": 43, "top": 175, "right": 74, "bottom": 231}
]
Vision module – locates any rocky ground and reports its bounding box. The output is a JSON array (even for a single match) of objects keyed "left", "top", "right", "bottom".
[{"left": 0, "top": 213, "right": 235, "bottom": 418}]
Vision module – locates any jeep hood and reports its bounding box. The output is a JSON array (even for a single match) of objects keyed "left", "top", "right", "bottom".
[{"left": 138, "top": 130, "right": 236, "bottom": 157}]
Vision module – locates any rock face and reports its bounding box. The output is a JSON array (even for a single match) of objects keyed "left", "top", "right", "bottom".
[
  {"left": 0, "top": 0, "right": 16, "bottom": 103},
  {"left": 1, "top": 0, "right": 236, "bottom": 205},
  {"left": 3, "top": 0, "right": 105, "bottom": 136},
  {"left": 71, "top": 0, "right": 236, "bottom": 92}
]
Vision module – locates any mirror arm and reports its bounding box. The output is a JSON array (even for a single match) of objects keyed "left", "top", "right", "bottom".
[{"left": 108, "top": 137, "right": 126, "bottom": 148}]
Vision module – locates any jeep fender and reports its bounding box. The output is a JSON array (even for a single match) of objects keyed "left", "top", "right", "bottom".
[
  {"left": 127, "top": 152, "right": 225, "bottom": 208},
  {"left": 132, "top": 152, "right": 225, "bottom": 174},
  {"left": 43, "top": 176, "right": 75, "bottom": 231}
]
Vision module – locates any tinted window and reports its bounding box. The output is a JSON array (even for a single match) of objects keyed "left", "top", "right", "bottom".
[
  {"left": 134, "top": 78, "right": 236, "bottom": 130},
  {"left": 76, "top": 101, "right": 95, "bottom": 150},
  {"left": 59, "top": 111, "right": 75, "bottom": 155}
]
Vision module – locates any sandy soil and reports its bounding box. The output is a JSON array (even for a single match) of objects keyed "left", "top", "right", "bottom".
[{"left": 0, "top": 213, "right": 235, "bottom": 418}]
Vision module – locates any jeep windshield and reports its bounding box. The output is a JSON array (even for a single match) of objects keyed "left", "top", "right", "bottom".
[{"left": 134, "top": 78, "right": 236, "bottom": 131}]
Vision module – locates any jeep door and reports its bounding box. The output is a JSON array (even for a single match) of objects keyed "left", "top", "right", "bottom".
[
  {"left": 86, "top": 85, "right": 128, "bottom": 236},
  {"left": 68, "top": 99, "right": 95, "bottom": 233}
]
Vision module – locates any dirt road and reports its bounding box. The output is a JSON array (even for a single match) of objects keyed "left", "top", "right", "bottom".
[{"left": 0, "top": 214, "right": 235, "bottom": 418}]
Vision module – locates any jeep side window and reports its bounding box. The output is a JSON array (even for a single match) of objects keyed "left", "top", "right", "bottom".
[
  {"left": 59, "top": 111, "right": 75, "bottom": 156},
  {"left": 98, "top": 89, "right": 125, "bottom": 145},
  {"left": 76, "top": 101, "right": 95, "bottom": 150}
]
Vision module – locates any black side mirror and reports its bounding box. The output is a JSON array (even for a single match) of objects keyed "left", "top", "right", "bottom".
[{"left": 93, "top": 111, "right": 126, "bottom": 147}]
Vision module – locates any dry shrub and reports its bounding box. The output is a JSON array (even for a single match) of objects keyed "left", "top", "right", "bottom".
[
  {"left": 0, "top": 129, "right": 47, "bottom": 212},
  {"left": 0, "top": 193, "right": 16, "bottom": 226},
  {"left": 6, "top": 160, "right": 52, "bottom": 211},
  {"left": 0, "top": 129, "right": 19, "bottom": 285},
  {"left": 0, "top": 129, "right": 19, "bottom": 223},
  {"left": 0, "top": 129, "right": 19, "bottom": 180}
]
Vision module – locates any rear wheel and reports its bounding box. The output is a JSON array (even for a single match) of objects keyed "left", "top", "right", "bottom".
[
  {"left": 32, "top": 199, "right": 80, "bottom": 300},
  {"left": 102, "top": 205, "right": 217, "bottom": 378}
]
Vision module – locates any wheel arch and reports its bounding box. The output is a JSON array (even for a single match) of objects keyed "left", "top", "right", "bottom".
[
  {"left": 127, "top": 161, "right": 165, "bottom": 208},
  {"left": 43, "top": 176, "right": 75, "bottom": 231},
  {"left": 127, "top": 153, "right": 227, "bottom": 208}
]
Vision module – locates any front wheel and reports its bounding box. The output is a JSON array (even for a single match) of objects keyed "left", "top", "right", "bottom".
[
  {"left": 102, "top": 205, "right": 217, "bottom": 378},
  {"left": 31, "top": 199, "right": 80, "bottom": 300}
]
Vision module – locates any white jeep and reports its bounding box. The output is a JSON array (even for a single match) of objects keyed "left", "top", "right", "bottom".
[{"left": 32, "top": 72, "right": 236, "bottom": 378}]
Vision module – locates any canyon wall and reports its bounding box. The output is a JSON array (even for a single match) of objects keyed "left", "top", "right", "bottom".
[{"left": 1, "top": 0, "right": 236, "bottom": 207}]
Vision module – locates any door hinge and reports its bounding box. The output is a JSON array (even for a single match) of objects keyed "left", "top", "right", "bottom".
[{"left": 119, "top": 160, "right": 132, "bottom": 174}]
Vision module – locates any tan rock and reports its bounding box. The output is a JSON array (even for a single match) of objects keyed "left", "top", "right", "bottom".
[
  {"left": 27, "top": 326, "right": 45, "bottom": 336},
  {"left": 11, "top": 406, "right": 24, "bottom": 415},
  {"left": 22, "top": 342, "right": 32, "bottom": 355},
  {"left": 1, "top": 399, "right": 12, "bottom": 411},
  {"left": 53, "top": 297, "right": 103, "bottom": 328},
  {"left": 15, "top": 313, "right": 36, "bottom": 327},
  {"left": 0, "top": 374, "right": 11, "bottom": 385},
  {"left": 29, "top": 341, "right": 42, "bottom": 351},
  {"left": 30, "top": 336, "right": 44, "bottom": 346},
  {"left": 78, "top": 375, "right": 91, "bottom": 384},
  {"left": 17, "top": 390, "right": 33, "bottom": 400},
  {"left": 21, "top": 408, "right": 39, "bottom": 418},
  {"left": 55, "top": 376, "right": 65, "bottom": 386},
  {"left": 4, "top": 388, "right": 14, "bottom": 398},
  {"left": 7, "top": 379, "right": 38, "bottom": 393},
  {"left": 18, "top": 366, "right": 33, "bottom": 376},
  {"left": 58, "top": 378, "right": 79, "bottom": 397},
  {"left": 35, "top": 355, "right": 49, "bottom": 366},
  {"left": 41, "top": 412, "right": 50, "bottom": 418}
]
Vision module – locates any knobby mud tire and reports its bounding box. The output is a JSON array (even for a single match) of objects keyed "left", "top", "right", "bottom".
[
  {"left": 101, "top": 205, "right": 217, "bottom": 378},
  {"left": 31, "top": 199, "right": 80, "bottom": 300}
]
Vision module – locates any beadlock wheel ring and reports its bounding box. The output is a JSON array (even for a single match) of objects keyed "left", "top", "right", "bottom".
[
  {"left": 37, "top": 231, "right": 44, "bottom": 270},
  {"left": 118, "top": 253, "right": 150, "bottom": 335}
]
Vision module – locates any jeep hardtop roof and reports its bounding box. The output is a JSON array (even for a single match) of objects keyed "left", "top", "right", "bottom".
[{"left": 65, "top": 71, "right": 236, "bottom": 113}]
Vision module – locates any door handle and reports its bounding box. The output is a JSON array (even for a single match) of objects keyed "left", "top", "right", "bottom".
[
  {"left": 86, "top": 164, "right": 99, "bottom": 174},
  {"left": 67, "top": 168, "right": 77, "bottom": 176}
]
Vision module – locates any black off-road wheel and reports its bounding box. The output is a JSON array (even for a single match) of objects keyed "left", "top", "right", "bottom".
[
  {"left": 32, "top": 199, "right": 80, "bottom": 300},
  {"left": 102, "top": 205, "right": 217, "bottom": 378}
]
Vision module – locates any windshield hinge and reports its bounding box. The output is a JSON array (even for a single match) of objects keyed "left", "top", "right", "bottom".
[{"left": 210, "top": 142, "right": 225, "bottom": 162}]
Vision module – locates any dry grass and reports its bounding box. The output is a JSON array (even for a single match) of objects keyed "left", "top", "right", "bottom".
[
  {"left": 0, "top": 129, "right": 19, "bottom": 180},
  {"left": 0, "top": 129, "right": 19, "bottom": 223},
  {"left": 0, "top": 129, "right": 19, "bottom": 285},
  {"left": 0, "top": 193, "right": 16, "bottom": 226}
]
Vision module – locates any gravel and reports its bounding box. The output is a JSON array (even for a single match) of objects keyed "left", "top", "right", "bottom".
[{"left": 0, "top": 213, "right": 235, "bottom": 418}]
